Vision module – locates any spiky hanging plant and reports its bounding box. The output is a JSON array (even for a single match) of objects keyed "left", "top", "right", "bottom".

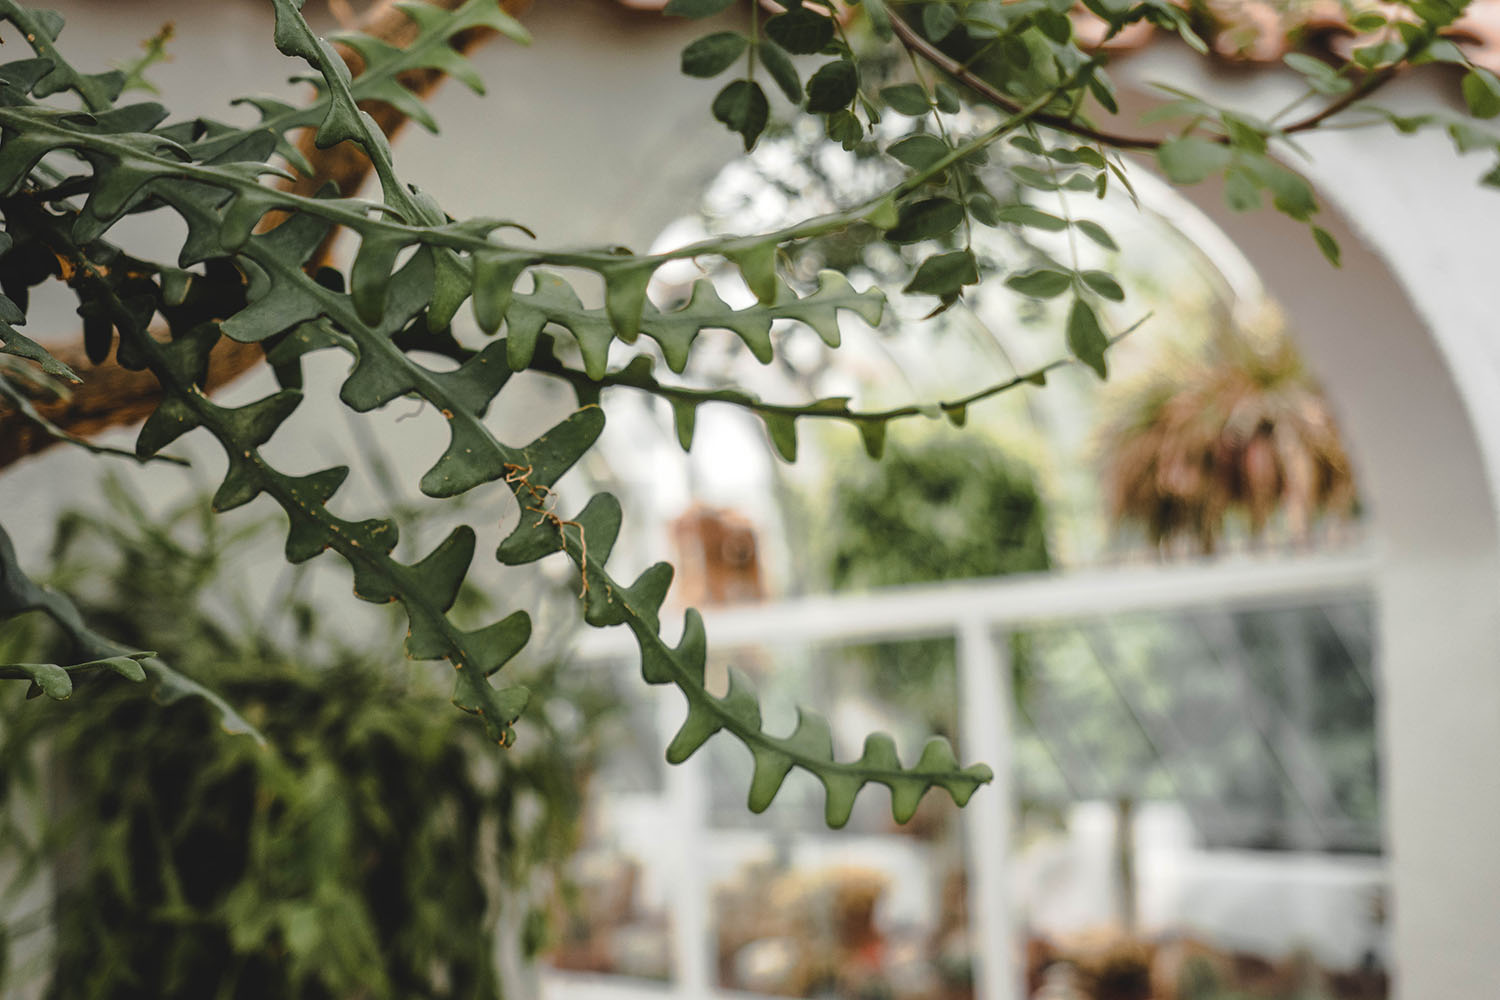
[{"left": 1098, "top": 308, "right": 1356, "bottom": 555}]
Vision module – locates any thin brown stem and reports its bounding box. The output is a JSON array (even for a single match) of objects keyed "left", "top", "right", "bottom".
[
  {"left": 888, "top": 11, "right": 1404, "bottom": 151},
  {"left": 522, "top": 315, "right": 1148, "bottom": 429}
]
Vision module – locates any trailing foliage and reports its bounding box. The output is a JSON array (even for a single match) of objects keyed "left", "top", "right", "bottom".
[
  {"left": 0, "top": 486, "right": 611, "bottom": 997},
  {"left": 0, "top": 0, "right": 1488, "bottom": 827}
]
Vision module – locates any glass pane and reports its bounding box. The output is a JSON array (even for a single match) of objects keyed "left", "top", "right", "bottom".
[{"left": 1010, "top": 599, "right": 1388, "bottom": 1000}]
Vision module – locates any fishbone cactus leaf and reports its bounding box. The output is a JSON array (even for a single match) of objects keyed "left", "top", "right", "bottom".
[{"left": 0, "top": 0, "right": 996, "bottom": 822}]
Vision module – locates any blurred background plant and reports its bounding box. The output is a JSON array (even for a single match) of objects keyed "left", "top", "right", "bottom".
[
  {"left": 1096, "top": 304, "right": 1357, "bottom": 557},
  {"left": 0, "top": 471, "right": 620, "bottom": 999},
  {"left": 819, "top": 433, "right": 1051, "bottom": 737}
]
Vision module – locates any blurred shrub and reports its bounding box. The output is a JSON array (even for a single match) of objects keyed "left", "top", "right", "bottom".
[
  {"left": 0, "top": 481, "right": 613, "bottom": 999},
  {"left": 821, "top": 435, "right": 1049, "bottom": 732}
]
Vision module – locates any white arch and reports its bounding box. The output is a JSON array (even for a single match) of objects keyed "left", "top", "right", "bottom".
[{"left": 1109, "top": 47, "right": 1500, "bottom": 998}]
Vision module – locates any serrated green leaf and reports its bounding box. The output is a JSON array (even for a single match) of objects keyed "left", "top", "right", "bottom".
[
  {"left": 409, "top": 526, "right": 476, "bottom": 616},
  {"left": 350, "top": 233, "right": 411, "bottom": 324},
  {"left": 97, "top": 654, "right": 148, "bottom": 683},
  {"left": 425, "top": 247, "right": 472, "bottom": 331},
  {"left": 748, "top": 745, "right": 796, "bottom": 812},
  {"left": 472, "top": 250, "right": 531, "bottom": 336},
  {"left": 600, "top": 258, "right": 656, "bottom": 339},
  {"left": 136, "top": 395, "right": 202, "bottom": 458},
  {"left": 506, "top": 271, "right": 615, "bottom": 377},
  {"left": 666, "top": 701, "right": 721, "bottom": 763},
  {"left": 143, "top": 659, "right": 265, "bottom": 744},
  {"left": 16, "top": 662, "right": 71, "bottom": 700},
  {"left": 219, "top": 389, "right": 302, "bottom": 449},
  {"left": 0, "top": 326, "right": 81, "bottom": 383},
  {"left": 453, "top": 670, "right": 530, "bottom": 746}
]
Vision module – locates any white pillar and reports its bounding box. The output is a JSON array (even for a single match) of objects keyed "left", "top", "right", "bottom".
[{"left": 957, "top": 619, "right": 1020, "bottom": 1000}]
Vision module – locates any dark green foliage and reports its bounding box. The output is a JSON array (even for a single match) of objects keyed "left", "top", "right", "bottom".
[
  {"left": 826, "top": 437, "right": 1050, "bottom": 589},
  {"left": 757, "top": 39, "right": 804, "bottom": 103},
  {"left": 806, "top": 59, "right": 860, "bottom": 113},
  {"left": 682, "top": 32, "right": 748, "bottom": 78},
  {"left": 885, "top": 196, "right": 965, "bottom": 243},
  {"left": 904, "top": 248, "right": 978, "bottom": 297},
  {"left": 882, "top": 82, "right": 932, "bottom": 116},
  {"left": 764, "top": 9, "right": 835, "bottom": 54},
  {"left": 0, "top": 489, "right": 607, "bottom": 998},
  {"left": 21, "top": 666, "right": 510, "bottom": 1000}
]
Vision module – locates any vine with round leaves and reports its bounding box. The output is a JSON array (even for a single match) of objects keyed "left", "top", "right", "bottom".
[{"left": 0, "top": 0, "right": 1491, "bottom": 826}]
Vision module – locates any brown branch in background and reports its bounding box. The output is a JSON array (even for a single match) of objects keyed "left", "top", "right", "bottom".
[
  {"left": 888, "top": 10, "right": 1402, "bottom": 151},
  {"left": 0, "top": 0, "right": 529, "bottom": 471}
]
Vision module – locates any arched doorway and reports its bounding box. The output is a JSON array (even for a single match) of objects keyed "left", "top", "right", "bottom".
[{"left": 1104, "top": 46, "right": 1500, "bottom": 998}]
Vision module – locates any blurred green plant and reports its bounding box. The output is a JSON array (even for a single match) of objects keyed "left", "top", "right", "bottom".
[
  {"left": 821, "top": 434, "right": 1049, "bottom": 730},
  {"left": 0, "top": 479, "right": 615, "bottom": 998},
  {"left": 826, "top": 435, "right": 1050, "bottom": 589}
]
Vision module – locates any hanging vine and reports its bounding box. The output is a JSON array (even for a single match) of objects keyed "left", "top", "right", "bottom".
[{"left": 0, "top": 0, "right": 1489, "bottom": 824}]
